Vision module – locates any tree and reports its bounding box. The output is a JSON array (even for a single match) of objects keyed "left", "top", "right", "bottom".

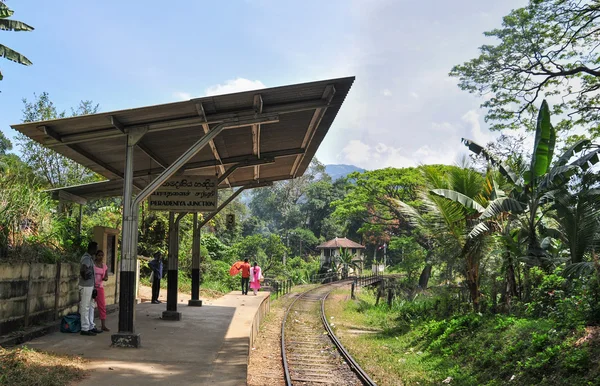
[
  {"left": 17, "top": 93, "right": 101, "bottom": 188},
  {"left": 248, "top": 158, "right": 328, "bottom": 234},
  {"left": 0, "top": 1, "right": 33, "bottom": 81},
  {"left": 332, "top": 166, "right": 444, "bottom": 288},
  {"left": 0, "top": 130, "right": 11, "bottom": 155},
  {"left": 450, "top": 0, "right": 600, "bottom": 135}
]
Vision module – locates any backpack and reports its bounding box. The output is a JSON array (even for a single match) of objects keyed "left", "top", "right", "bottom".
[{"left": 60, "top": 313, "right": 81, "bottom": 333}]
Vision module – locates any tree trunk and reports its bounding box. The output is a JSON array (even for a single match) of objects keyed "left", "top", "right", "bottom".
[
  {"left": 418, "top": 264, "right": 432, "bottom": 289},
  {"left": 506, "top": 258, "right": 518, "bottom": 297},
  {"left": 466, "top": 253, "right": 480, "bottom": 312}
]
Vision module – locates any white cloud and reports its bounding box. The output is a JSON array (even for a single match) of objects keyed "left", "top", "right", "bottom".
[
  {"left": 462, "top": 109, "right": 496, "bottom": 145},
  {"left": 410, "top": 92, "right": 419, "bottom": 99},
  {"left": 382, "top": 89, "right": 393, "bottom": 97},
  {"left": 341, "top": 140, "right": 372, "bottom": 164},
  {"left": 172, "top": 78, "right": 266, "bottom": 102},
  {"left": 204, "top": 78, "right": 266, "bottom": 96},
  {"left": 173, "top": 91, "right": 192, "bottom": 101},
  {"left": 339, "top": 139, "right": 457, "bottom": 169}
]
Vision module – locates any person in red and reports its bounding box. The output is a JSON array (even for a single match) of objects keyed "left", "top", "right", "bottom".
[{"left": 241, "top": 258, "right": 251, "bottom": 295}]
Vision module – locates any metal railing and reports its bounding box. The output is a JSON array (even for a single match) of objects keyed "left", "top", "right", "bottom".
[
  {"left": 351, "top": 272, "right": 383, "bottom": 299},
  {"left": 265, "top": 278, "right": 293, "bottom": 299}
]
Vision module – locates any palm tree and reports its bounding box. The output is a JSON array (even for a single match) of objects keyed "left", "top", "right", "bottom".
[
  {"left": 395, "top": 165, "right": 493, "bottom": 311},
  {"left": 1, "top": 1, "right": 34, "bottom": 81}
]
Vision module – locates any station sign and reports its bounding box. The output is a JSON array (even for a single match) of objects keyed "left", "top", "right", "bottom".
[{"left": 148, "top": 176, "right": 218, "bottom": 212}]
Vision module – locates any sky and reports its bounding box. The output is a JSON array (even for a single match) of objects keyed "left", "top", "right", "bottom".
[{"left": 0, "top": 0, "right": 528, "bottom": 170}]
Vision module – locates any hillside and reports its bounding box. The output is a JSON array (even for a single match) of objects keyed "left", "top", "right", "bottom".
[{"left": 325, "top": 164, "right": 365, "bottom": 180}]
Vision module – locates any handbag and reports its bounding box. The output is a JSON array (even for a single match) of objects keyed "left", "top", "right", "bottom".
[{"left": 91, "top": 261, "right": 98, "bottom": 299}]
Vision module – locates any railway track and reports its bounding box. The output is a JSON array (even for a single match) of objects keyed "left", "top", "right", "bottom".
[{"left": 281, "top": 281, "right": 377, "bottom": 386}]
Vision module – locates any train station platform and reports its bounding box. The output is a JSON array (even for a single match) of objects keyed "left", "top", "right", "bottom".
[{"left": 24, "top": 290, "right": 270, "bottom": 386}]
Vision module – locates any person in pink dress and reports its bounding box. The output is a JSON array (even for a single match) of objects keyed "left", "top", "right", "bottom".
[
  {"left": 94, "top": 250, "right": 109, "bottom": 331},
  {"left": 249, "top": 262, "right": 262, "bottom": 296}
]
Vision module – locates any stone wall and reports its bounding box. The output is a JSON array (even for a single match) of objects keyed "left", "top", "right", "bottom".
[{"left": 0, "top": 262, "right": 118, "bottom": 335}]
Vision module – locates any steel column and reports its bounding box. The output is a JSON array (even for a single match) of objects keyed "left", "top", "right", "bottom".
[
  {"left": 111, "top": 127, "right": 146, "bottom": 348},
  {"left": 163, "top": 212, "right": 185, "bottom": 319},
  {"left": 188, "top": 212, "right": 203, "bottom": 306}
]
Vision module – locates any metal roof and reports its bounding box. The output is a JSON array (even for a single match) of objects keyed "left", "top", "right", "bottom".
[
  {"left": 12, "top": 77, "right": 355, "bottom": 200},
  {"left": 316, "top": 237, "right": 366, "bottom": 249}
]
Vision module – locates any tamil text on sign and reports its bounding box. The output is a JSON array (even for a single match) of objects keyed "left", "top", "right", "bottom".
[{"left": 148, "top": 176, "right": 218, "bottom": 212}]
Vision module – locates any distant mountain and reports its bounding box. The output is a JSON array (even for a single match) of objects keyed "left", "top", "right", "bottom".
[{"left": 325, "top": 164, "right": 365, "bottom": 180}]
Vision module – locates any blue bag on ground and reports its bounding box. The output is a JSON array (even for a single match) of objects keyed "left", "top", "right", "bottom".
[{"left": 60, "top": 313, "right": 81, "bottom": 333}]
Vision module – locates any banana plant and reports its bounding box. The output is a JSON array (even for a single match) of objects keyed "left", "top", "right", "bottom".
[
  {"left": 0, "top": 1, "right": 34, "bottom": 81},
  {"left": 462, "top": 100, "right": 600, "bottom": 265}
]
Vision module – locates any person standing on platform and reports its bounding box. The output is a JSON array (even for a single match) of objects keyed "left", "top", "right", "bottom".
[
  {"left": 80, "top": 242, "right": 101, "bottom": 335},
  {"left": 249, "top": 262, "right": 262, "bottom": 296},
  {"left": 241, "top": 259, "right": 251, "bottom": 295},
  {"left": 149, "top": 252, "right": 163, "bottom": 304},
  {"left": 94, "top": 250, "right": 110, "bottom": 331}
]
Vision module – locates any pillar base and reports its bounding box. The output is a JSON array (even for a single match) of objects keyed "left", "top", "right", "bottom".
[
  {"left": 188, "top": 299, "right": 203, "bottom": 307},
  {"left": 111, "top": 332, "right": 141, "bottom": 348},
  {"left": 161, "top": 310, "right": 182, "bottom": 320}
]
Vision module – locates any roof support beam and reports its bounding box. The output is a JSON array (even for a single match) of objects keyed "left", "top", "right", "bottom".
[
  {"left": 136, "top": 142, "right": 169, "bottom": 169},
  {"left": 196, "top": 102, "right": 229, "bottom": 187},
  {"left": 218, "top": 157, "right": 275, "bottom": 184},
  {"left": 45, "top": 99, "right": 333, "bottom": 147},
  {"left": 132, "top": 115, "right": 278, "bottom": 207},
  {"left": 109, "top": 115, "right": 126, "bottom": 133},
  {"left": 53, "top": 190, "right": 87, "bottom": 205},
  {"left": 134, "top": 147, "right": 303, "bottom": 177},
  {"left": 291, "top": 84, "right": 336, "bottom": 178},
  {"left": 252, "top": 94, "right": 263, "bottom": 181},
  {"left": 111, "top": 115, "right": 170, "bottom": 170}
]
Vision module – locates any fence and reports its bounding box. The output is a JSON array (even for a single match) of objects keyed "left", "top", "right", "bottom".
[
  {"left": 268, "top": 279, "right": 293, "bottom": 300},
  {"left": 350, "top": 272, "right": 383, "bottom": 299},
  {"left": 0, "top": 262, "right": 80, "bottom": 336},
  {"left": 0, "top": 261, "right": 120, "bottom": 336}
]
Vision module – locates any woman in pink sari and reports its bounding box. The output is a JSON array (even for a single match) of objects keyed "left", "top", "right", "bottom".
[
  {"left": 94, "top": 250, "right": 109, "bottom": 331},
  {"left": 249, "top": 262, "right": 262, "bottom": 296}
]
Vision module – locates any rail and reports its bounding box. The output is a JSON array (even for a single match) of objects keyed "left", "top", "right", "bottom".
[
  {"left": 281, "top": 281, "right": 377, "bottom": 385},
  {"left": 322, "top": 291, "right": 377, "bottom": 386}
]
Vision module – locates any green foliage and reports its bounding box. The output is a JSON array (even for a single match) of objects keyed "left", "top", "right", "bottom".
[
  {"left": 348, "top": 291, "right": 600, "bottom": 385},
  {"left": 230, "top": 233, "right": 287, "bottom": 273},
  {"left": 450, "top": 0, "right": 600, "bottom": 138},
  {"left": 17, "top": 93, "right": 102, "bottom": 188},
  {"left": 0, "top": 1, "right": 34, "bottom": 81},
  {"left": 0, "top": 131, "right": 11, "bottom": 155}
]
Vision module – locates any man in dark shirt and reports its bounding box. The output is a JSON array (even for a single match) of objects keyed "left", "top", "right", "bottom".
[
  {"left": 80, "top": 242, "right": 102, "bottom": 335},
  {"left": 241, "top": 259, "right": 250, "bottom": 295},
  {"left": 149, "top": 252, "right": 163, "bottom": 304}
]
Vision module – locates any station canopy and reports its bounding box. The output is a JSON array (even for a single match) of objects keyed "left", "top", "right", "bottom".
[{"left": 11, "top": 77, "right": 355, "bottom": 201}]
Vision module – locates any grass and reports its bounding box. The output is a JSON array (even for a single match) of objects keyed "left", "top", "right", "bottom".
[
  {"left": 325, "top": 288, "right": 600, "bottom": 386},
  {"left": 0, "top": 346, "right": 87, "bottom": 386}
]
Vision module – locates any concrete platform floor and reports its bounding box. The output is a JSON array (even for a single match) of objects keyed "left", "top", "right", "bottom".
[{"left": 24, "top": 291, "right": 270, "bottom": 386}]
